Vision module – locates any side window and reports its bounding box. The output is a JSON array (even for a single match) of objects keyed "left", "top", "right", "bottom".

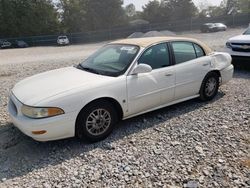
[
  {"left": 172, "top": 42, "right": 196, "bottom": 64},
  {"left": 138, "top": 43, "right": 170, "bottom": 69},
  {"left": 194, "top": 44, "right": 205, "bottom": 58}
]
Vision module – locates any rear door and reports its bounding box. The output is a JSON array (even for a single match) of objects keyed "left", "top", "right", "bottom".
[{"left": 171, "top": 41, "right": 211, "bottom": 100}]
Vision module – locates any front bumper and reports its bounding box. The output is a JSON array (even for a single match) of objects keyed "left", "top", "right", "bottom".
[
  {"left": 223, "top": 47, "right": 250, "bottom": 58},
  {"left": 8, "top": 93, "right": 76, "bottom": 141}
]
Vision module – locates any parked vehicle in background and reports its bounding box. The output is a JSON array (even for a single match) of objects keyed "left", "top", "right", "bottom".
[
  {"left": 8, "top": 37, "right": 234, "bottom": 142},
  {"left": 225, "top": 27, "right": 250, "bottom": 58},
  {"left": 200, "top": 23, "right": 215, "bottom": 33},
  {"left": 214, "top": 23, "right": 227, "bottom": 31},
  {"left": 14, "top": 40, "right": 29, "bottom": 48},
  {"left": 200, "top": 23, "right": 227, "bottom": 33},
  {"left": 57, "top": 35, "right": 70, "bottom": 46},
  {"left": 0, "top": 40, "right": 12, "bottom": 49}
]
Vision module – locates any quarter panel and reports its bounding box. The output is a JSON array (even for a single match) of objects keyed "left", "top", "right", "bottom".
[{"left": 174, "top": 56, "right": 211, "bottom": 99}]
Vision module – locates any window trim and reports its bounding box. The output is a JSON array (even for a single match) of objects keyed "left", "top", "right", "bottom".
[
  {"left": 170, "top": 41, "right": 206, "bottom": 65},
  {"left": 193, "top": 43, "right": 205, "bottom": 58},
  {"left": 136, "top": 42, "right": 173, "bottom": 71}
]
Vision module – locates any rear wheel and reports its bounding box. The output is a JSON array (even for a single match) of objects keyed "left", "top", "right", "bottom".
[
  {"left": 76, "top": 101, "right": 118, "bottom": 142},
  {"left": 200, "top": 72, "right": 219, "bottom": 101}
]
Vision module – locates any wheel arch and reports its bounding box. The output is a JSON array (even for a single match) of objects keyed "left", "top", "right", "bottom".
[
  {"left": 75, "top": 97, "right": 124, "bottom": 131},
  {"left": 209, "top": 70, "right": 221, "bottom": 78},
  {"left": 201, "top": 70, "right": 221, "bottom": 88}
]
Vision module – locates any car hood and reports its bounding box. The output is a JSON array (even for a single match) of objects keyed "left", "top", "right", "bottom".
[
  {"left": 228, "top": 35, "right": 250, "bottom": 43},
  {"left": 12, "top": 66, "right": 112, "bottom": 106}
]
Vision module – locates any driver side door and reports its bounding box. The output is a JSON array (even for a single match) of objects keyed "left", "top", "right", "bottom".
[{"left": 126, "top": 43, "right": 175, "bottom": 116}]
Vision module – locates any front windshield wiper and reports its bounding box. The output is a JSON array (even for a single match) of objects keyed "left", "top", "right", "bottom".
[{"left": 77, "top": 64, "right": 100, "bottom": 75}]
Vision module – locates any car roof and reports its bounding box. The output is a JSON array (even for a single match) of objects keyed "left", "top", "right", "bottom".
[{"left": 111, "top": 37, "right": 213, "bottom": 55}]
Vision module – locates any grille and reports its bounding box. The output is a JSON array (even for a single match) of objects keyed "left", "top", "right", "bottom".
[
  {"left": 231, "top": 43, "right": 250, "bottom": 52},
  {"left": 232, "top": 48, "right": 250, "bottom": 52},
  {"left": 231, "top": 43, "right": 250, "bottom": 46}
]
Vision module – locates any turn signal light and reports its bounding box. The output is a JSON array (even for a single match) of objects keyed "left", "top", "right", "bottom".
[{"left": 32, "top": 130, "right": 47, "bottom": 135}]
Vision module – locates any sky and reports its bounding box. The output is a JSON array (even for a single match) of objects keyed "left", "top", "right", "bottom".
[{"left": 123, "top": 0, "right": 223, "bottom": 11}]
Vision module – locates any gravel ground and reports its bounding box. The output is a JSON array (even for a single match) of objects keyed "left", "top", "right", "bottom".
[{"left": 0, "top": 28, "right": 249, "bottom": 187}]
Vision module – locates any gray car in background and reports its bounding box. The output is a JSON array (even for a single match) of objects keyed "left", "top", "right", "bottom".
[{"left": 201, "top": 23, "right": 227, "bottom": 33}]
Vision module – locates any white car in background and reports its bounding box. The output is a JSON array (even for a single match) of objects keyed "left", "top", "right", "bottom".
[
  {"left": 225, "top": 27, "right": 250, "bottom": 57},
  {"left": 57, "top": 35, "right": 70, "bottom": 46},
  {"left": 8, "top": 37, "right": 234, "bottom": 142}
]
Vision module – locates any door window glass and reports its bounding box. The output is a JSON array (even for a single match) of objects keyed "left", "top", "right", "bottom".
[
  {"left": 194, "top": 44, "right": 205, "bottom": 58},
  {"left": 172, "top": 42, "right": 197, "bottom": 64},
  {"left": 138, "top": 43, "right": 170, "bottom": 69}
]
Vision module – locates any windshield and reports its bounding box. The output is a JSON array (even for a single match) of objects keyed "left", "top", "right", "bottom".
[
  {"left": 243, "top": 28, "right": 250, "bottom": 35},
  {"left": 79, "top": 44, "right": 139, "bottom": 77}
]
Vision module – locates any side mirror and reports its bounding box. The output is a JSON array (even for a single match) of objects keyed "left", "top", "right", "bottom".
[{"left": 131, "top": 64, "right": 152, "bottom": 75}]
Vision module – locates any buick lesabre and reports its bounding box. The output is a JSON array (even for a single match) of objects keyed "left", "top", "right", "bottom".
[{"left": 8, "top": 37, "right": 234, "bottom": 142}]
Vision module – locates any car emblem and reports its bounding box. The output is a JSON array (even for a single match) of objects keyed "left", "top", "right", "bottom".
[{"left": 241, "top": 45, "right": 250, "bottom": 49}]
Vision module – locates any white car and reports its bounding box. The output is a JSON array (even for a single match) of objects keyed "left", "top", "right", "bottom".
[
  {"left": 8, "top": 37, "right": 234, "bottom": 142},
  {"left": 57, "top": 35, "right": 70, "bottom": 46},
  {"left": 225, "top": 27, "right": 250, "bottom": 57}
]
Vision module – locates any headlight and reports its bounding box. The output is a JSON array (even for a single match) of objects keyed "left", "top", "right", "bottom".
[
  {"left": 226, "top": 42, "right": 231, "bottom": 48},
  {"left": 21, "top": 105, "right": 64, "bottom": 119}
]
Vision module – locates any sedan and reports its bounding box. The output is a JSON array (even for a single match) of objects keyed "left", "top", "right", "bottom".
[
  {"left": 213, "top": 23, "right": 227, "bottom": 31},
  {"left": 14, "top": 40, "right": 29, "bottom": 48},
  {"left": 0, "top": 40, "right": 12, "bottom": 49},
  {"left": 57, "top": 35, "right": 70, "bottom": 46},
  {"left": 8, "top": 37, "right": 234, "bottom": 142},
  {"left": 200, "top": 23, "right": 227, "bottom": 33}
]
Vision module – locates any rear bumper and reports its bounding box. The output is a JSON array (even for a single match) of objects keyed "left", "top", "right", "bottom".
[
  {"left": 57, "top": 41, "right": 69, "bottom": 45},
  {"left": 8, "top": 93, "right": 76, "bottom": 142}
]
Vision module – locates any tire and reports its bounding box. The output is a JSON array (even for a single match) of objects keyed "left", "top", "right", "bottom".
[
  {"left": 75, "top": 100, "right": 118, "bottom": 142},
  {"left": 199, "top": 72, "right": 220, "bottom": 101}
]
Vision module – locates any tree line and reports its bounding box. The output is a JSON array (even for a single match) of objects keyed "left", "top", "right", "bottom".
[{"left": 0, "top": 0, "right": 249, "bottom": 38}]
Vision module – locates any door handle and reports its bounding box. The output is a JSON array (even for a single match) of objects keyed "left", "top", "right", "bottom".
[
  {"left": 203, "top": 63, "right": 209, "bottom": 66},
  {"left": 165, "top": 73, "right": 173, "bottom": 76}
]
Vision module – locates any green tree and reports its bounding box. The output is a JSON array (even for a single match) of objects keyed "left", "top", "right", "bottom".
[
  {"left": 85, "top": 0, "right": 126, "bottom": 30},
  {"left": 59, "top": 0, "right": 87, "bottom": 33},
  {"left": 199, "top": 6, "right": 226, "bottom": 17},
  {"left": 59, "top": 0, "right": 126, "bottom": 32},
  {"left": 239, "top": 0, "right": 250, "bottom": 13},
  {"left": 142, "top": 0, "right": 168, "bottom": 23},
  {"left": 125, "top": 3, "right": 136, "bottom": 18},
  {"left": 0, "top": 0, "right": 60, "bottom": 38},
  {"left": 225, "top": 0, "right": 240, "bottom": 14},
  {"left": 164, "top": 0, "right": 198, "bottom": 21},
  {"left": 142, "top": 0, "right": 198, "bottom": 23}
]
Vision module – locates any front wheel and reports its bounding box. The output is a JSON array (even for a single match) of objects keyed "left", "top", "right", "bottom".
[
  {"left": 200, "top": 72, "right": 219, "bottom": 101},
  {"left": 76, "top": 101, "right": 118, "bottom": 142}
]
